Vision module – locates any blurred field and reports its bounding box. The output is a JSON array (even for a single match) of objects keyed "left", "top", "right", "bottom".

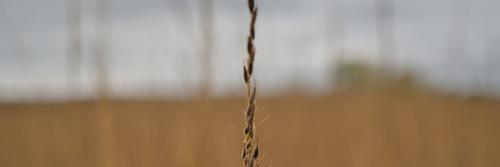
[{"left": 1, "top": 91, "right": 500, "bottom": 167}]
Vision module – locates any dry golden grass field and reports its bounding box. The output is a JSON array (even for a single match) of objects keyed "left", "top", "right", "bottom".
[{"left": 1, "top": 91, "right": 500, "bottom": 167}]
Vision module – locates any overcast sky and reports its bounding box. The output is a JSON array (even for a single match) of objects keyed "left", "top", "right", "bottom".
[{"left": 1, "top": 0, "right": 500, "bottom": 101}]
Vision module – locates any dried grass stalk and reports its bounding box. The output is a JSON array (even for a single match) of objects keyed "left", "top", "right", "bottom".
[{"left": 242, "top": 0, "right": 260, "bottom": 166}]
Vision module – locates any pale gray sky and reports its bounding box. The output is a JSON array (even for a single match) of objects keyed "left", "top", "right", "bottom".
[{"left": 1, "top": 0, "right": 499, "bottom": 101}]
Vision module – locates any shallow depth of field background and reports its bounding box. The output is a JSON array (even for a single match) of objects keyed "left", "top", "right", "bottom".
[{"left": 1, "top": 0, "right": 500, "bottom": 166}]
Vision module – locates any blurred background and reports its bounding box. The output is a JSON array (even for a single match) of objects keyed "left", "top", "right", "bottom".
[{"left": 1, "top": 0, "right": 500, "bottom": 166}]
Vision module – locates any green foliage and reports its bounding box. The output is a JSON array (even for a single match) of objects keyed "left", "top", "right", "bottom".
[
  {"left": 335, "top": 62, "right": 374, "bottom": 89},
  {"left": 334, "top": 61, "right": 421, "bottom": 91}
]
